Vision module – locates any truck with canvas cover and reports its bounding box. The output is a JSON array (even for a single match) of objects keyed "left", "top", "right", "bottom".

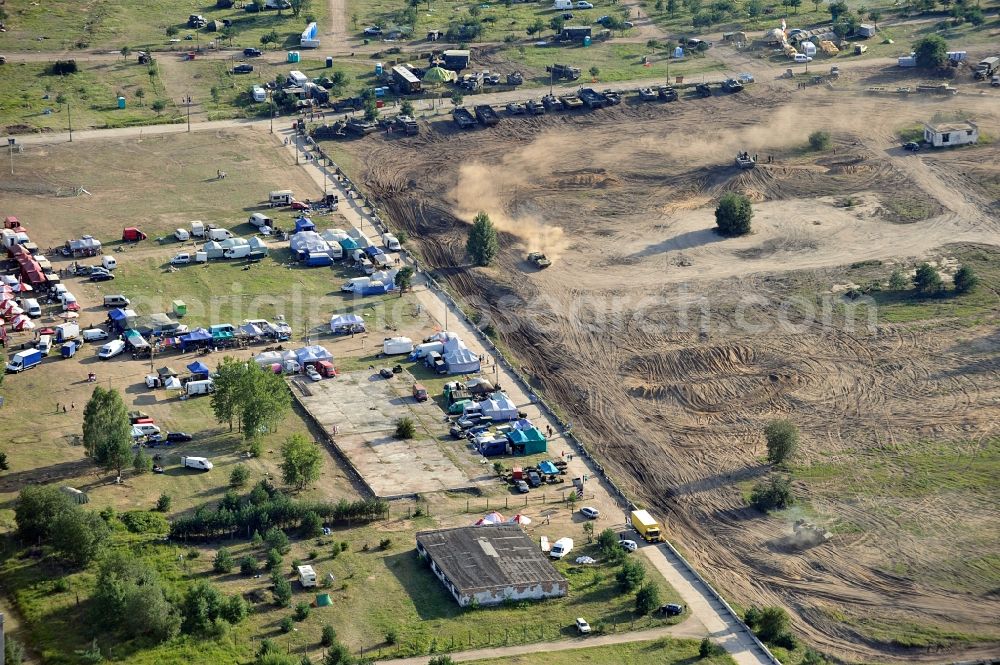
[
  {"left": 630, "top": 509, "right": 665, "bottom": 542},
  {"left": 974, "top": 56, "right": 999, "bottom": 80},
  {"left": 474, "top": 104, "right": 500, "bottom": 126},
  {"left": 546, "top": 63, "right": 580, "bottom": 81}
]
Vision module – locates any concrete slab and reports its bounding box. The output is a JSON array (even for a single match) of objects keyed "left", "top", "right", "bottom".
[{"left": 295, "top": 369, "right": 478, "bottom": 498}]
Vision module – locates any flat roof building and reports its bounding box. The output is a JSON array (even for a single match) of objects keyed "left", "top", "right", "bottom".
[
  {"left": 923, "top": 120, "right": 978, "bottom": 148},
  {"left": 416, "top": 524, "right": 568, "bottom": 607}
]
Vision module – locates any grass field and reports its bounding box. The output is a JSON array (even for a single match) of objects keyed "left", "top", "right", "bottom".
[
  {"left": 1, "top": 0, "right": 327, "bottom": 52},
  {"left": 0, "top": 60, "right": 183, "bottom": 132},
  {"left": 466, "top": 637, "right": 736, "bottom": 664}
]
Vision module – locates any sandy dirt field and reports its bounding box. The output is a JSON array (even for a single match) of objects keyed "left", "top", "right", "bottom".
[{"left": 337, "top": 78, "right": 1000, "bottom": 662}]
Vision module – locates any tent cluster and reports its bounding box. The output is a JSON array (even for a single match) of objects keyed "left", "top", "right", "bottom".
[
  {"left": 409, "top": 331, "right": 482, "bottom": 375},
  {"left": 254, "top": 344, "right": 334, "bottom": 375}
]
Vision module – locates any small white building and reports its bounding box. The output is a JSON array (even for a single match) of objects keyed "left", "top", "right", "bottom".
[{"left": 923, "top": 121, "right": 978, "bottom": 148}]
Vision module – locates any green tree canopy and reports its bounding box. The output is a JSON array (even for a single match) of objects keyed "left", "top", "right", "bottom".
[
  {"left": 714, "top": 192, "right": 753, "bottom": 237},
  {"left": 467, "top": 211, "right": 500, "bottom": 266},
  {"left": 394, "top": 266, "right": 415, "bottom": 294},
  {"left": 50, "top": 509, "right": 110, "bottom": 566},
  {"left": 15, "top": 484, "right": 74, "bottom": 542},
  {"left": 913, "top": 35, "right": 948, "bottom": 69},
  {"left": 913, "top": 262, "right": 943, "bottom": 295},
  {"left": 83, "top": 386, "right": 134, "bottom": 478},
  {"left": 616, "top": 556, "right": 646, "bottom": 591},
  {"left": 280, "top": 434, "right": 323, "bottom": 490},
  {"left": 212, "top": 358, "right": 291, "bottom": 443},
  {"left": 952, "top": 265, "right": 978, "bottom": 294},
  {"left": 635, "top": 582, "right": 661, "bottom": 614},
  {"left": 764, "top": 420, "right": 799, "bottom": 464}
]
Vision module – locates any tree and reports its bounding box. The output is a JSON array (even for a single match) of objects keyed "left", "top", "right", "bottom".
[
  {"left": 323, "top": 643, "right": 353, "bottom": 665},
  {"left": 92, "top": 551, "right": 181, "bottom": 642},
  {"left": 550, "top": 15, "right": 565, "bottom": 33},
  {"left": 240, "top": 555, "right": 258, "bottom": 576},
  {"left": 272, "top": 572, "right": 293, "bottom": 607},
  {"left": 134, "top": 448, "right": 152, "bottom": 474},
  {"left": 526, "top": 18, "right": 546, "bottom": 35},
  {"left": 699, "top": 637, "right": 725, "bottom": 657},
  {"left": 51, "top": 509, "right": 110, "bottom": 566},
  {"left": 212, "top": 358, "right": 291, "bottom": 444},
  {"left": 321, "top": 624, "right": 337, "bottom": 647},
  {"left": 755, "top": 606, "right": 790, "bottom": 642},
  {"left": 583, "top": 521, "right": 594, "bottom": 543},
  {"left": 589, "top": 65, "right": 600, "bottom": 80},
  {"left": 828, "top": 0, "right": 848, "bottom": 19},
  {"left": 616, "top": 557, "right": 646, "bottom": 591},
  {"left": 121, "top": 46, "right": 132, "bottom": 61},
  {"left": 265, "top": 527, "right": 291, "bottom": 554},
  {"left": 364, "top": 94, "right": 379, "bottom": 122},
  {"left": 868, "top": 8, "right": 881, "bottom": 27},
  {"left": 394, "top": 266, "right": 414, "bottom": 293},
  {"left": 913, "top": 262, "right": 943, "bottom": 295},
  {"left": 214, "top": 547, "right": 235, "bottom": 573},
  {"left": 914, "top": 35, "right": 948, "bottom": 69},
  {"left": 597, "top": 527, "right": 619, "bottom": 554},
  {"left": 467, "top": 211, "right": 500, "bottom": 266},
  {"left": 808, "top": 130, "right": 831, "bottom": 151},
  {"left": 635, "top": 582, "right": 661, "bottom": 614},
  {"left": 953, "top": 265, "right": 978, "bottom": 294},
  {"left": 400, "top": 99, "right": 415, "bottom": 116},
  {"left": 135, "top": 87, "right": 145, "bottom": 106},
  {"left": 750, "top": 475, "right": 794, "bottom": 512},
  {"left": 290, "top": 0, "right": 312, "bottom": 17},
  {"left": 16, "top": 484, "right": 74, "bottom": 542},
  {"left": 83, "top": 387, "right": 134, "bottom": 479},
  {"left": 667, "top": 0, "right": 678, "bottom": 14},
  {"left": 395, "top": 417, "right": 416, "bottom": 439},
  {"left": 714, "top": 192, "right": 753, "bottom": 237},
  {"left": 450, "top": 90, "right": 464, "bottom": 107},
  {"left": 166, "top": 25, "right": 179, "bottom": 36},
  {"left": 888, "top": 267, "right": 908, "bottom": 290},
  {"left": 301, "top": 511, "right": 323, "bottom": 538},
  {"left": 746, "top": 0, "right": 764, "bottom": 17},
  {"left": 230, "top": 463, "right": 250, "bottom": 487},
  {"left": 152, "top": 99, "right": 166, "bottom": 114},
  {"left": 801, "top": 648, "right": 829, "bottom": 664},
  {"left": 156, "top": 493, "right": 172, "bottom": 512},
  {"left": 280, "top": 434, "right": 322, "bottom": 490},
  {"left": 764, "top": 420, "right": 798, "bottom": 464}
]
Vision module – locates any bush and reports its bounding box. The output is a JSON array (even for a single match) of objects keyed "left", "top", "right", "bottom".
[
  {"left": 272, "top": 573, "right": 293, "bottom": 607},
  {"left": 50, "top": 60, "right": 79, "bottom": 75},
  {"left": 53, "top": 577, "right": 71, "bottom": 592},
  {"left": 395, "top": 417, "right": 416, "bottom": 439},
  {"left": 913, "top": 262, "right": 943, "bottom": 295},
  {"left": 699, "top": 637, "right": 725, "bottom": 657},
  {"left": 764, "top": 420, "right": 798, "bottom": 464},
  {"left": 266, "top": 548, "right": 283, "bottom": 571},
  {"left": 240, "top": 555, "right": 258, "bottom": 576},
  {"left": 265, "top": 527, "right": 291, "bottom": 554},
  {"left": 280, "top": 616, "right": 294, "bottom": 633},
  {"left": 214, "top": 547, "right": 235, "bottom": 574},
  {"left": 321, "top": 624, "right": 337, "bottom": 647},
  {"left": 808, "top": 130, "right": 831, "bottom": 151},
  {"left": 340, "top": 541, "right": 350, "bottom": 552},
  {"left": 121, "top": 510, "right": 168, "bottom": 534},
  {"left": 750, "top": 476, "right": 794, "bottom": 512},
  {"left": 301, "top": 510, "right": 323, "bottom": 538},
  {"left": 714, "top": 192, "right": 753, "bottom": 237},
  {"left": 5, "top": 637, "right": 25, "bottom": 665},
  {"left": 384, "top": 627, "right": 398, "bottom": 645},
  {"left": 635, "top": 582, "right": 661, "bottom": 615},
  {"left": 156, "top": 493, "right": 172, "bottom": 512},
  {"left": 616, "top": 557, "right": 646, "bottom": 591},
  {"left": 953, "top": 265, "right": 978, "bottom": 294},
  {"left": 230, "top": 464, "right": 250, "bottom": 487},
  {"left": 913, "top": 34, "right": 947, "bottom": 69},
  {"left": 379, "top": 538, "right": 393, "bottom": 550},
  {"left": 15, "top": 484, "right": 74, "bottom": 542},
  {"left": 755, "top": 605, "right": 790, "bottom": 642},
  {"left": 888, "top": 267, "right": 908, "bottom": 290},
  {"left": 294, "top": 601, "right": 311, "bottom": 621}
]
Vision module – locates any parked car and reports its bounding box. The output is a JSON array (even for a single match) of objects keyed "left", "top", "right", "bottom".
[
  {"left": 233, "top": 63, "right": 254, "bottom": 74},
  {"left": 621, "top": 539, "right": 638, "bottom": 552},
  {"left": 902, "top": 141, "right": 921, "bottom": 151},
  {"left": 562, "top": 12, "right": 574, "bottom": 19},
  {"left": 379, "top": 367, "right": 394, "bottom": 379},
  {"left": 658, "top": 603, "right": 684, "bottom": 616},
  {"left": 90, "top": 271, "right": 115, "bottom": 282},
  {"left": 166, "top": 432, "right": 193, "bottom": 443},
  {"left": 171, "top": 253, "right": 192, "bottom": 265},
  {"left": 575, "top": 618, "right": 591, "bottom": 634},
  {"left": 412, "top": 383, "right": 428, "bottom": 401},
  {"left": 515, "top": 480, "right": 530, "bottom": 493},
  {"left": 306, "top": 365, "right": 322, "bottom": 381},
  {"left": 244, "top": 47, "right": 262, "bottom": 57},
  {"left": 82, "top": 328, "right": 109, "bottom": 342},
  {"left": 363, "top": 26, "right": 382, "bottom": 35},
  {"left": 290, "top": 199, "right": 311, "bottom": 211},
  {"left": 527, "top": 470, "right": 542, "bottom": 487},
  {"left": 580, "top": 506, "right": 600, "bottom": 519},
  {"left": 576, "top": 0, "right": 594, "bottom": 7}
]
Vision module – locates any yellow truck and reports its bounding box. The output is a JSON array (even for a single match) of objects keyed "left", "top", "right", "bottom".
[{"left": 630, "top": 509, "right": 665, "bottom": 543}]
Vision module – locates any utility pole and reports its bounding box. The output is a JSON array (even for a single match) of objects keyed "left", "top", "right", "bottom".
[
  {"left": 67, "top": 101, "right": 73, "bottom": 142},
  {"left": 186, "top": 94, "right": 191, "bottom": 132},
  {"left": 7, "top": 138, "right": 15, "bottom": 176},
  {"left": 295, "top": 134, "right": 300, "bottom": 164},
  {"left": 269, "top": 92, "right": 275, "bottom": 134}
]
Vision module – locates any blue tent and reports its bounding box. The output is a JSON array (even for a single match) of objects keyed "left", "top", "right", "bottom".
[
  {"left": 294, "top": 217, "right": 316, "bottom": 233},
  {"left": 180, "top": 328, "right": 212, "bottom": 351},
  {"left": 363, "top": 246, "right": 384, "bottom": 258},
  {"left": 186, "top": 360, "right": 210, "bottom": 376}
]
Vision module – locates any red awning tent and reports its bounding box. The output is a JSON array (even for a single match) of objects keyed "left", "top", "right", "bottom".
[{"left": 8, "top": 243, "right": 47, "bottom": 287}]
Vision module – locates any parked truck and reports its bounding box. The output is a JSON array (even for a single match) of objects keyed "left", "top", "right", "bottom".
[
  {"left": 452, "top": 107, "right": 477, "bottom": 129},
  {"left": 6, "top": 348, "right": 43, "bottom": 373},
  {"left": 630, "top": 509, "right": 665, "bottom": 543},
  {"left": 474, "top": 104, "right": 500, "bottom": 126},
  {"left": 974, "top": 56, "right": 999, "bottom": 80},
  {"left": 546, "top": 64, "right": 581, "bottom": 81},
  {"left": 54, "top": 322, "right": 80, "bottom": 342}
]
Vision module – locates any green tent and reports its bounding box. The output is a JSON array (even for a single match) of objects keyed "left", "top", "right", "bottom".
[
  {"left": 509, "top": 427, "right": 547, "bottom": 456},
  {"left": 423, "top": 66, "right": 456, "bottom": 84},
  {"left": 316, "top": 593, "right": 332, "bottom": 607}
]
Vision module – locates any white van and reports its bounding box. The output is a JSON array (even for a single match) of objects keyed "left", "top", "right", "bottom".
[
  {"left": 175, "top": 228, "right": 191, "bottom": 241},
  {"left": 224, "top": 245, "right": 251, "bottom": 259},
  {"left": 269, "top": 190, "right": 294, "bottom": 207},
  {"left": 61, "top": 293, "right": 78, "bottom": 311},
  {"left": 190, "top": 221, "right": 206, "bottom": 237},
  {"left": 249, "top": 213, "right": 273, "bottom": 228},
  {"left": 101, "top": 255, "right": 117, "bottom": 271},
  {"left": 37, "top": 334, "right": 53, "bottom": 355},
  {"left": 103, "top": 294, "right": 130, "bottom": 308},
  {"left": 98, "top": 339, "right": 126, "bottom": 359},
  {"left": 207, "top": 228, "right": 234, "bottom": 242},
  {"left": 133, "top": 423, "right": 161, "bottom": 437},
  {"left": 550, "top": 537, "right": 574, "bottom": 559},
  {"left": 341, "top": 277, "right": 370, "bottom": 292},
  {"left": 52, "top": 283, "right": 68, "bottom": 297},
  {"left": 793, "top": 53, "right": 813, "bottom": 63},
  {"left": 186, "top": 379, "right": 215, "bottom": 396},
  {"left": 82, "top": 328, "right": 109, "bottom": 342},
  {"left": 181, "top": 456, "right": 213, "bottom": 471},
  {"left": 382, "top": 233, "right": 401, "bottom": 251},
  {"left": 24, "top": 298, "right": 42, "bottom": 318}
]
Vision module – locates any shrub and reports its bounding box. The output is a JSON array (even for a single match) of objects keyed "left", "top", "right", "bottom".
[
  {"left": 120, "top": 510, "right": 168, "bottom": 534},
  {"left": 5, "top": 637, "right": 25, "bottom": 665},
  {"left": 230, "top": 464, "right": 250, "bottom": 487},
  {"left": 240, "top": 555, "right": 258, "bottom": 576},
  {"left": 953, "top": 265, "right": 978, "bottom": 294},
  {"left": 265, "top": 527, "right": 291, "bottom": 554},
  {"left": 272, "top": 573, "right": 293, "bottom": 607},
  {"left": 714, "top": 192, "right": 753, "bottom": 237},
  {"left": 266, "top": 548, "right": 283, "bottom": 571},
  {"left": 156, "top": 493, "right": 172, "bottom": 512},
  {"left": 301, "top": 511, "right": 323, "bottom": 538},
  {"left": 395, "top": 417, "right": 416, "bottom": 439},
  {"left": 321, "top": 624, "right": 337, "bottom": 647},
  {"left": 913, "top": 262, "right": 943, "bottom": 295},
  {"left": 50, "top": 60, "right": 79, "bottom": 75},
  {"left": 808, "top": 130, "right": 831, "bottom": 151},
  {"left": 764, "top": 420, "right": 798, "bottom": 464},
  {"left": 294, "top": 601, "right": 310, "bottom": 621},
  {"left": 635, "top": 582, "right": 661, "bottom": 615},
  {"left": 888, "top": 267, "right": 908, "bottom": 290},
  {"left": 750, "top": 476, "right": 794, "bottom": 512},
  {"left": 308, "top": 549, "right": 318, "bottom": 560},
  {"left": 214, "top": 547, "right": 235, "bottom": 574},
  {"left": 53, "top": 577, "right": 71, "bottom": 592},
  {"left": 379, "top": 538, "right": 393, "bottom": 550},
  {"left": 384, "top": 627, "right": 398, "bottom": 645},
  {"left": 699, "top": 637, "right": 725, "bottom": 657},
  {"left": 280, "top": 616, "right": 294, "bottom": 633},
  {"left": 616, "top": 557, "right": 646, "bottom": 591},
  {"left": 340, "top": 541, "right": 350, "bottom": 552},
  {"left": 755, "top": 605, "right": 790, "bottom": 642}
]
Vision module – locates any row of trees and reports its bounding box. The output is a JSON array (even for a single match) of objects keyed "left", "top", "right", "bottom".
[
  {"left": 595, "top": 528, "right": 663, "bottom": 615},
  {"left": 169, "top": 479, "right": 387, "bottom": 540}
]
